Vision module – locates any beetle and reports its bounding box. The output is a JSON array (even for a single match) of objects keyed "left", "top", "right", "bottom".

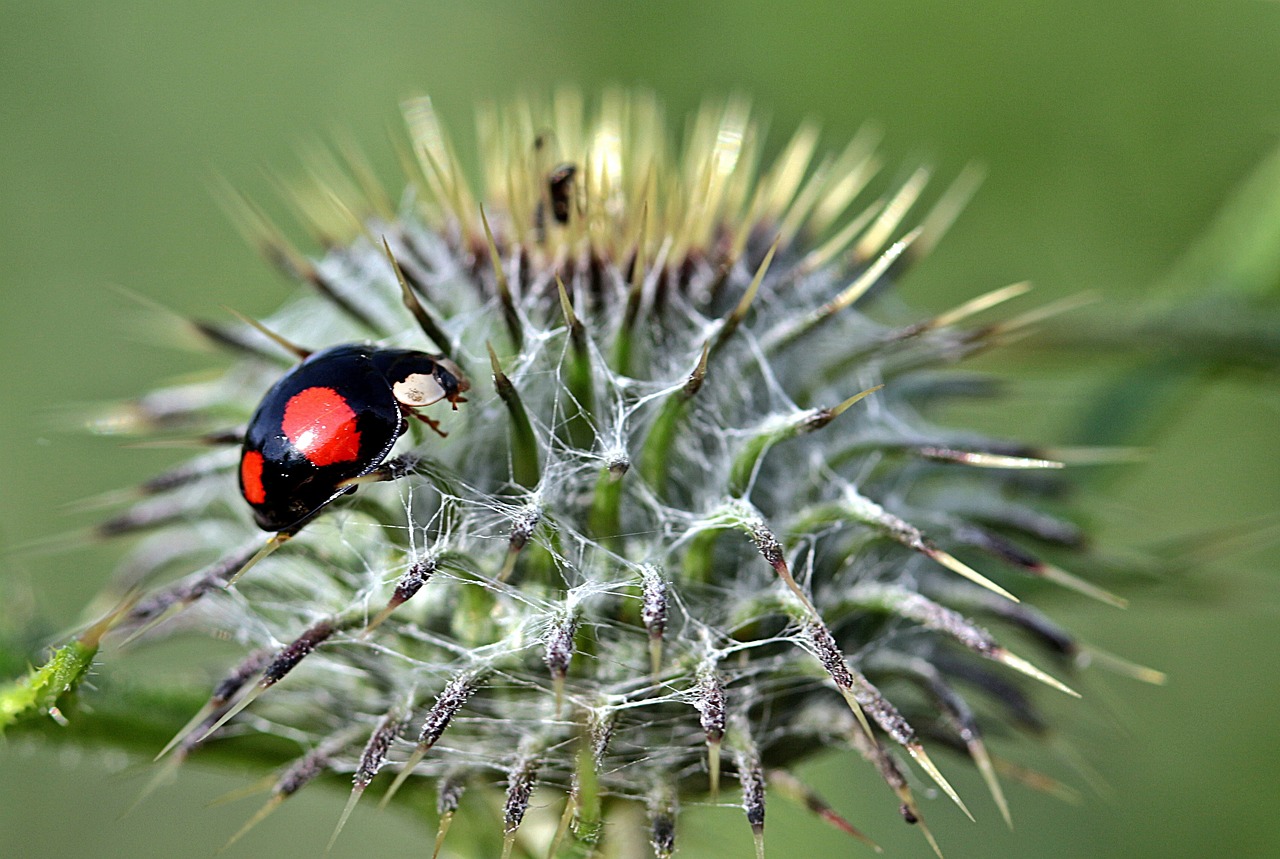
[{"left": 238, "top": 343, "right": 469, "bottom": 532}]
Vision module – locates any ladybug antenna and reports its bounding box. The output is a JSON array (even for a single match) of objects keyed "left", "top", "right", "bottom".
[{"left": 222, "top": 306, "right": 313, "bottom": 361}]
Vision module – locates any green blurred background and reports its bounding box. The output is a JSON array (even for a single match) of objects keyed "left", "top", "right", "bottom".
[{"left": 2, "top": 1, "right": 1277, "bottom": 857}]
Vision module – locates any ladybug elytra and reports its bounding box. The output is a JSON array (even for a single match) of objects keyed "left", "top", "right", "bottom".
[{"left": 239, "top": 344, "right": 469, "bottom": 532}]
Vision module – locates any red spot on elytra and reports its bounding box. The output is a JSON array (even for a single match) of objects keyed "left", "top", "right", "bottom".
[
  {"left": 240, "top": 450, "right": 267, "bottom": 504},
  {"left": 282, "top": 387, "right": 362, "bottom": 466}
]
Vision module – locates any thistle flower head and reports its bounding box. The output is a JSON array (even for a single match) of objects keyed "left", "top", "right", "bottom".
[{"left": 91, "top": 89, "right": 1156, "bottom": 857}]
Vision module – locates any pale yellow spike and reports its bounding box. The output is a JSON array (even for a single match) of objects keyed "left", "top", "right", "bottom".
[
  {"left": 918, "top": 816, "right": 946, "bottom": 859},
  {"left": 498, "top": 545, "right": 520, "bottom": 583},
  {"left": 546, "top": 793, "right": 577, "bottom": 859},
  {"left": 708, "top": 737, "right": 722, "bottom": 800},
  {"left": 501, "top": 830, "right": 518, "bottom": 859},
  {"left": 474, "top": 103, "right": 502, "bottom": 201},
  {"left": 990, "top": 291, "right": 1098, "bottom": 336},
  {"left": 478, "top": 205, "right": 514, "bottom": 305},
  {"left": 326, "top": 786, "right": 365, "bottom": 855},
  {"left": 837, "top": 689, "right": 876, "bottom": 744},
  {"left": 334, "top": 129, "right": 394, "bottom": 221},
  {"left": 1076, "top": 644, "right": 1167, "bottom": 685},
  {"left": 829, "top": 385, "right": 884, "bottom": 419},
  {"left": 224, "top": 532, "right": 291, "bottom": 589},
  {"left": 553, "top": 672, "right": 566, "bottom": 719},
  {"left": 556, "top": 277, "right": 578, "bottom": 330},
  {"left": 268, "top": 171, "right": 340, "bottom": 247},
  {"left": 1049, "top": 736, "right": 1112, "bottom": 798},
  {"left": 728, "top": 178, "right": 771, "bottom": 265},
  {"left": 572, "top": 151, "right": 595, "bottom": 251},
  {"left": 681, "top": 96, "right": 723, "bottom": 181},
  {"left": 829, "top": 226, "right": 922, "bottom": 313},
  {"left": 299, "top": 139, "right": 363, "bottom": 209},
  {"left": 417, "top": 135, "right": 470, "bottom": 233},
  {"left": 993, "top": 649, "right": 1081, "bottom": 698},
  {"left": 658, "top": 169, "right": 683, "bottom": 247},
  {"left": 759, "top": 546, "right": 822, "bottom": 620},
  {"left": 221, "top": 794, "right": 286, "bottom": 853},
  {"left": 715, "top": 239, "right": 778, "bottom": 349},
  {"left": 630, "top": 137, "right": 661, "bottom": 221},
  {"left": 855, "top": 167, "right": 930, "bottom": 261},
  {"left": 502, "top": 157, "right": 528, "bottom": 248},
  {"left": 627, "top": 165, "right": 655, "bottom": 262},
  {"left": 776, "top": 155, "right": 833, "bottom": 245},
  {"left": 906, "top": 743, "right": 974, "bottom": 822},
  {"left": 993, "top": 756, "right": 1082, "bottom": 804},
  {"left": 99, "top": 284, "right": 219, "bottom": 356},
  {"left": 154, "top": 702, "right": 218, "bottom": 760},
  {"left": 894, "top": 787, "right": 946, "bottom": 859},
  {"left": 402, "top": 95, "right": 448, "bottom": 176},
  {"left": 937, "top": 451, "right": 1064, "bottom": 470},
  {"left": 752, "top": 828, "right": 766, "bottom": 859},
  {"left": 648, "top": 635, "right": 664, "bottom": 678},
  {"left": 120, "top": 754, "right": 185, "bottom": 820},
  {"left": 362, "top": 600, "right": 402, "bottom": 637},
  {"left": 206, "top": 775, "right": 275, "bottom": 808},
  {"left": 392, "top": 131, "right": 435, "bottom": 217},
  {"left": 915, "top": 162, "right": 986, "bottom": 257},
  {"left": 722, "top": 128, "right": 764, "bottom": 233},
  {"left": 221, "top": 306, "right": 311, "bottom": 361},
  {"left": 119, "top": 601, "right": 189, "bottom": 649},
  {"left": 673, "top": 140, "right": 720, "bottom": 261},
  {"left": 930, "top": 282, "right": 1032, "bottom": 329},
  {"left": 431, "top": 810, "right": 455, "bottom": 859},
  {"left": 508, "top": 100, "right": 541, "bottom": 183},
  {"left": 379, "top": 745, "right": 428, "bottom": 810},
  {"left": 761, "top": 121, "right": 821, "bottom": 218},
  {"left": 925, "top": 547, "right": 1020, "bottom": 603},
  {"left": 701, "top": 103, "right": 747, "bottom": 230},
  {"left": 967, "top": 737, "right": 1012, "bottom": 829},
  {"left": 1039, "top": 564, "right": 1129, "bottom": 609},
  {"left": 799, "top": 198, "right": 885, "bottom": 274},
  {"left": 314, "top": 181, "right": 373, "bottom": 244},
  {"left": 212, "top": 179, "right": 315, "bottom": 280},
  {"left": 737, "top": 239, "right": 778, "bottom": 317},
  {"left": 810, "top": 125, "right": 882, "bottom": 233},
  {"left": 197, "top": 682, "right": 266, "bottom": 743}
]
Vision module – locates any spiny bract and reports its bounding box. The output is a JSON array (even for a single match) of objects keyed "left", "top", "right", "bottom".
[{"left": 99, "top": 90, "right": 1157, "bottom": 858}]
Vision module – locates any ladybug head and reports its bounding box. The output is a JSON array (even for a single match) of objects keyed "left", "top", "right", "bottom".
[
  {"left": 431, "top": 356, "right": 470, "bottom": 400},
  {"left": 373, "top": 349, "right": 470, "bottom": 409}
]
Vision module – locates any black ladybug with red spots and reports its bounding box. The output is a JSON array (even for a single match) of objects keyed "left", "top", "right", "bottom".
[{"left": 239, "top": 344, "right": 468, "bottom": 532}]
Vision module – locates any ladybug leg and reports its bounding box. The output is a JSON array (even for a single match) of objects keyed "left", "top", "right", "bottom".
[{"left": 412, "top": 411, "right": 448, "bottom": 438}]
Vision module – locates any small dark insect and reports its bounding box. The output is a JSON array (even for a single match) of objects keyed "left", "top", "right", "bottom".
[
  {"left": 533, "top": 132, "right": 578, "bottom": 231},
  {"left": 546, "top": 163, "right": 577, "bottom": 225}
]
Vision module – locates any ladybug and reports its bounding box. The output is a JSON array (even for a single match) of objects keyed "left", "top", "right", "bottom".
[{"left": 238, "top": 344, "right": 469, "bottom": 532}]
